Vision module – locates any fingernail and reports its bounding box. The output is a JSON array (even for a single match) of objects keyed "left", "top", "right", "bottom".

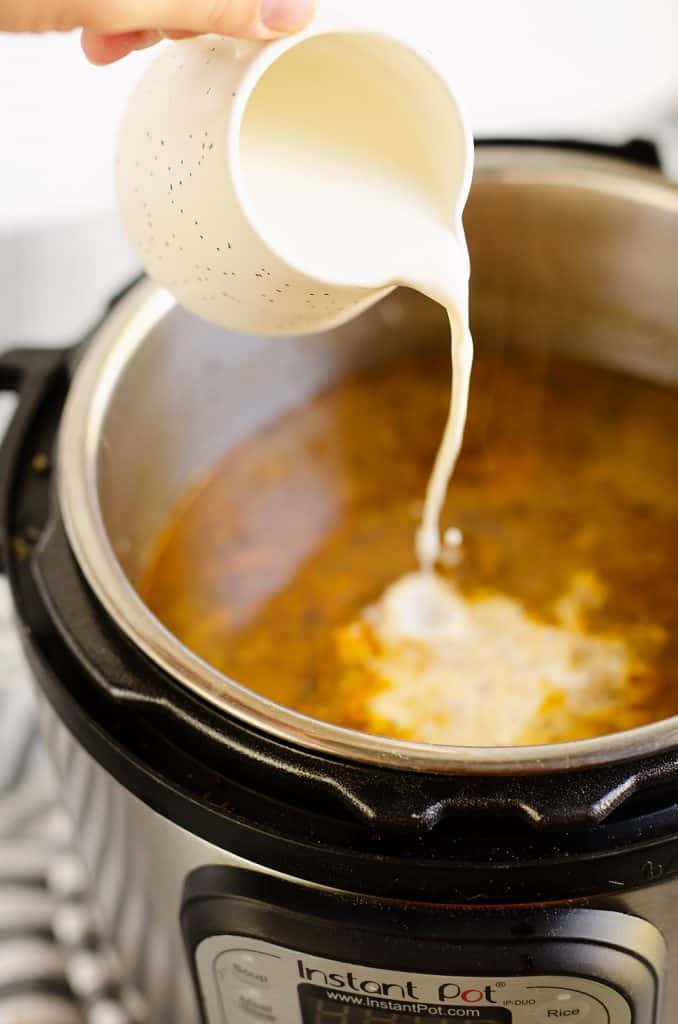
[{"left": 261, "top": 0, "right": 314, "bottom": 31}]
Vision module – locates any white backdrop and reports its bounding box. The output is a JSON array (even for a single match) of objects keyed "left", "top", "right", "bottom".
[{"left": 0, "top": 0, "right": 677, "bottom": 340}]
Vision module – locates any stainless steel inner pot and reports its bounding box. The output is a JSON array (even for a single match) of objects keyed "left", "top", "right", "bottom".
[{"left": 58, "top": 146, "right": 678, "bottom": 774}]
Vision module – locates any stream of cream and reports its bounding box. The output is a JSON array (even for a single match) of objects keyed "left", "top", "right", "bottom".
[
  {"left": 417, "top": 310, "right": 473, "bottom": 570},
  {"left": 407, "top": 246, "right": 474, "bottom": 571}
]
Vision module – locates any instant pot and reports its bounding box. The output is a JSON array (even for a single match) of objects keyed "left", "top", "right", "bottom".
[{"left": 1, "top": 144, "right": 678, "bottom": 1024}]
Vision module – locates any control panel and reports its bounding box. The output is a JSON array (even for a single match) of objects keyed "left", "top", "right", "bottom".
[
  {"left": 182, "top": 868, "right": 665, "bottom": 1024},
  {"left": 195, "top": 936, "right": 637, "bottom": 1023}
]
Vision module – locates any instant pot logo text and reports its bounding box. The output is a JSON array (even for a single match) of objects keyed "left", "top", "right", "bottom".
[{"left": 297, "top": 961, "right": 499, "bottom": 1004}]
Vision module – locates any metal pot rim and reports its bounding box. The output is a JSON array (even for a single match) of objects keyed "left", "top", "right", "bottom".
[{"left": 58, "top": 146, "right": 678, "bottom": 775}]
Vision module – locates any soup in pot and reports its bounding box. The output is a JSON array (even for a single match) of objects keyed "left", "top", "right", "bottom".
[{"left": 139, "top": 343, "right": 678, "bottom": 746}]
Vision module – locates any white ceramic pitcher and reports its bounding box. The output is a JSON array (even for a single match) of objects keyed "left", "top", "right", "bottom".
[{"left": 116, "top": 11, "right": 474, "bottom": 336}]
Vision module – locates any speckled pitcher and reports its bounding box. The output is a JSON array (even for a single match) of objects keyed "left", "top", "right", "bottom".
[{"left": 116, "top": 12, "right": 473, "bottom": 337}]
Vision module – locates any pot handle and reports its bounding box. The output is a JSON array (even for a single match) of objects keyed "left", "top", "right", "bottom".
[
  {"left": 0, "top": 276, "right": 144, "bottom": 575},
  {"left": 0, "top": 347, "right": 69, "bottom": 574},
  {"left": 476, "top": 136, "right": 662, "bottom": 169}
]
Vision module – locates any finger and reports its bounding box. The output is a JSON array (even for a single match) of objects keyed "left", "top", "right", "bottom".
[
  {"left": 81, "top": 28, "right": 197, "bottom": 65},
  {"left": 81, "top": 29, "right": 162, "bottom": 65}
]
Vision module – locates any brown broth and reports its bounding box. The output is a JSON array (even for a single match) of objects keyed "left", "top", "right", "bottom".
[{"left": 139, "top": 343, "right": 678, "bottom": 743}]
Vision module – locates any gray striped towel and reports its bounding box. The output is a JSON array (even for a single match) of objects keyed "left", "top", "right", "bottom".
[{"left": 0, "top": 580, "right": 145, "bottom": 1023}]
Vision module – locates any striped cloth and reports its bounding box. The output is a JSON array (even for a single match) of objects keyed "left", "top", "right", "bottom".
[{"left": 0, "top": 580, "right": 146, "bottom": 1023}]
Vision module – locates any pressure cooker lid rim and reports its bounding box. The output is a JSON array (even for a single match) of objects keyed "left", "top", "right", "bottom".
[{"left": 57, "top": 148, "right": 678, "bottom": 776}]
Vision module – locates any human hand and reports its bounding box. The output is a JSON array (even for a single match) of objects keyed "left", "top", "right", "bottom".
[{"left": 0, "top": 0, "right": 315, "bottom": 64}]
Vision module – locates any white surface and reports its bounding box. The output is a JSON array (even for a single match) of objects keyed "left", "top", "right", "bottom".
[
  {"left": 0, "top": 33, "right": 149, "bottom": 341},
  {"left": 0, "top": 32, "right": 155, "bottom": 235},
  {"left": 0, "top": 214, "right": 139, "bottom": 345}
]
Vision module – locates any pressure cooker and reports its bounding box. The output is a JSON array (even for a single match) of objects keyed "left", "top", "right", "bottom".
[{"left": 1, "top": 143, "right": 678, "bottom": 1024}]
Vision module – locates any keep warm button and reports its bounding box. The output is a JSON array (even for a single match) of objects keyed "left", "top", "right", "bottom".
[
  {"left": 235, "top": 987, "right": 277, "bottom": 1021},
  {"left": 538, "top": 996, "right": 592, "bottom": 1021}
]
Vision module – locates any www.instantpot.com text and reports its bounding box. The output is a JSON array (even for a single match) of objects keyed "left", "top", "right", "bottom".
[{"left": 324, "top": 991, "right": 482, "bottom": 1016}]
